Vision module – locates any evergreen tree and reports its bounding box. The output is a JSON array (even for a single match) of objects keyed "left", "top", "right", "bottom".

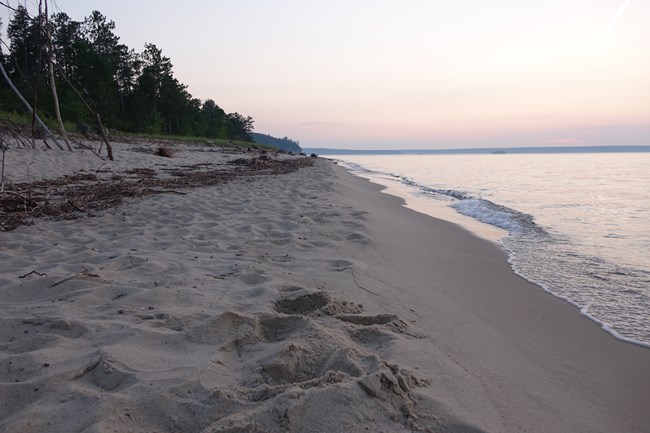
[
  {"left": 202, "top": 99, "right": 227, "bottom": 138},
  {"left": 0, "top": 5, "right": 258, "bottom": 143},
  {"left": 4, "top": 6, "right": 49, "bottom": 113},
  {"left": 226, "top": 113, "right": 254, "bottom": 141},
  {"left": 74, "top": 11, "right": 125, "bottom": 125}
]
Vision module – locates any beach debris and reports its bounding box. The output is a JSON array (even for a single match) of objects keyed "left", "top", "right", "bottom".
[
  {"left": 18, "top": 270, "right": 48, "bottom": 279},
  {"left": 155, "top": 146, "right": 174, "bottom": 158},
  {"left": 0, "top": 154, "right": 313, "bottom": 231},
  {"left": 48, "top": 269, "right": 101, "bottom": 288}
]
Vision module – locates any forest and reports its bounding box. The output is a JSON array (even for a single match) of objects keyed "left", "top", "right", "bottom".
[{"left": 0, "top": 5, "right": 255, "bottom": 142}]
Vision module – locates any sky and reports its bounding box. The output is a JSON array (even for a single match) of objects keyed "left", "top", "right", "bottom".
[{"left": 3, "top": 0, "right": 649, "bottom": 149}]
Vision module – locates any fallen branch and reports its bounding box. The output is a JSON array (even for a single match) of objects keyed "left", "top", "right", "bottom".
[
  {"left": 0, "top": 57, "right": 63, "bottom": 150},
  {"left": 142, "top": 188, "right": 187, "bottom": 195},
  {"left": 49, "top": 269, "right": 100, "bottom": 288},
  {"left": 67, "top": 199, "right": 85, "bottom": 211}
]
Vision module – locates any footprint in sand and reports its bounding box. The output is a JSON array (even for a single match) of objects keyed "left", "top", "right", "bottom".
[
  {"left": 270, "top": 254, "right": 293, "bottom": 263},
  {"left": 66, "top": 352, "right": 136, "bottom": 392},
  {"left": 86, "top": 357, "right": 136, "bottom": 391},
  {"left": 258, "top": 315, "right": 311, "bottom": 342},
  {"left": 239, "top": 273, "right": 271, "bottom": 286},
  {"left": 326, "top": 259, "right": 354, "bottom": 271},
  {"left": 345, "top": 232, "right": 369, "bottom": 243},
  {"left": 336, "top": 314, "right": 427, "bottom": 339},
  {"left": 274, "top": 292, "right": 329, "bottom": 315}
]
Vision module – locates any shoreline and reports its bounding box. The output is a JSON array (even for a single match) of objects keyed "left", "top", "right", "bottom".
[
  {"left": 1, "top": 148, "right": 649, "bottom": 432},
  {"left": 332, "top": 155, "right": 650, "bottom": 350},
  {"left": 324, "top": 160, "right": 650, "bottom": 432},
  {"left": 333, "top": 161, "right": 508, "bottom": 243}
]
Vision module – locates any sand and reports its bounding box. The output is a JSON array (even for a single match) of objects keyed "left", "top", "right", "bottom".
[{"left": 1, "top": 143, "right": 649, "bottom": 433}]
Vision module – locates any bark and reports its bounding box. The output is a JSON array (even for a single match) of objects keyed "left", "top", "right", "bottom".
[
  {"left": 47, "top": 59, "right": 72, "bottom": 150},
  {"left": 95, "top": 113, "right": 114, "bottom": 161},
  {"left": 44, "top": 0, "right": 72, "bottom": 151}
]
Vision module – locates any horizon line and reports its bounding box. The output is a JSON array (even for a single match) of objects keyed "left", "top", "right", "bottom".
[{"left": 303, "top": 144, "right": 650, "bottom": 154}]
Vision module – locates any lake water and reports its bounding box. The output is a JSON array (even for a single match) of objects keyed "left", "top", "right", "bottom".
[{"left": 331, "top": 153, "right": 650, "bottom": 348}]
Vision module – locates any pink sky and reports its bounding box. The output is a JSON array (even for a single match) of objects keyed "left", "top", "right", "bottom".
[{"left": 4, "top": 0, "right": 649, "bottom": 149}]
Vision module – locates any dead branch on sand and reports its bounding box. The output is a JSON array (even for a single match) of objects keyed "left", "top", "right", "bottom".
[{"left": 0, "top": 157, "right": 313, "bottom": 231}]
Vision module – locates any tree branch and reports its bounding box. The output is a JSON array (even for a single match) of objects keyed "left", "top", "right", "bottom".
[{"left": 0, "top": 62, "right": 64, "bottom": 150}]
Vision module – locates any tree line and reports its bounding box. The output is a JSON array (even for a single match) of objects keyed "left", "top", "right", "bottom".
[{"left": 0, "top": 6, "right": 254, "bottom": 141}]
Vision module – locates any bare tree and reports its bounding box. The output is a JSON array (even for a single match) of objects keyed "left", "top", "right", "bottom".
[
  {"left": 0, "top": 60, "right": 64, "bottom": 150},
  {"left": 0, "top": 1, "right": 114, "bottom": 160},
  {"left": 44, "top": 0, "right": 72, "bottom": 151}
]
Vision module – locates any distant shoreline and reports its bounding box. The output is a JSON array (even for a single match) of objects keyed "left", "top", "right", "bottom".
[{"left": 305, "top": 144, "right": 650, "bottom": 155}]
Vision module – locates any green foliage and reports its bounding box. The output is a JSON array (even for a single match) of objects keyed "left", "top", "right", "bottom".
[
  {"left": 0, "top": 6, "right": 256, "bottom": 142},
  {"left": 226, "top": 112, "right": 254, "bottom": 141},
  {"left": 0, "top": 110, "right": 33, "bottom": 126}
]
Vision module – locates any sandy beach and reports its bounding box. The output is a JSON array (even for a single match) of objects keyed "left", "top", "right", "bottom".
[{"left": 1, "top": 143, "right": 649, "bottom": 433}]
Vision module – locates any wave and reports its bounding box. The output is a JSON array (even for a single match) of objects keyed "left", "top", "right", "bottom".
[
  {"left": 405, "top": 181, "right": 471, "bottom": 200},
  {"left": 338, "top": 161, "right": 650, "bottom": 348},
  {"left": 505, "top": 251, "right": 650, "bottom": 349},
  {"left": 336, "top": 158, "right": 650, "bottom": 348},
  {"left": 343, "top": 168, "right": 548, "bottom": 238},
  {"left": 401, "top": 175, "right": 650, "bottom": 347},
  {"left": 399, "top": 176, "right": 546, "bottom": 237},
  {"left": 334, "top": 160, "right": 375, "bottom": 174},
  {"left": 451, "top": 199, "right": 547, "bottom": 237}
]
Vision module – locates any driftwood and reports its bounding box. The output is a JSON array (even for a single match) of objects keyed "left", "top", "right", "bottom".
[
  {"left": 1, "top": 139, "right": 5, "bottom": 192},
  {"left": 0, "top": 61, "right": 64, "bottom": 150}
]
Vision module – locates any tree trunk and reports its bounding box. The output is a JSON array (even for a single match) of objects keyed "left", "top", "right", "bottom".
[
  {"left": 54, "top": 63, "right": 115, "bottom": 161},
  {"left": 45, "top": 0, "right": 72, "bottom": 151},
  {"left": 47, "top": 61, "right": 72, "bottom": 151},
  {"left": 95, "top": 113, "right": 114, "bottom": 161},
  {"left": 0, "top": 61, "right": 64, "bottom": 150}
]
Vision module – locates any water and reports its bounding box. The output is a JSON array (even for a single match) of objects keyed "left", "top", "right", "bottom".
[{"left": 331, "top": 153, "right": 650, "bottom": 348}]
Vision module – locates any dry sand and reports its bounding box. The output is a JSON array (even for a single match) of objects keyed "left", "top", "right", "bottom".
[{"left": 1, "top": 144, "right": 649, "bottom": 432}]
